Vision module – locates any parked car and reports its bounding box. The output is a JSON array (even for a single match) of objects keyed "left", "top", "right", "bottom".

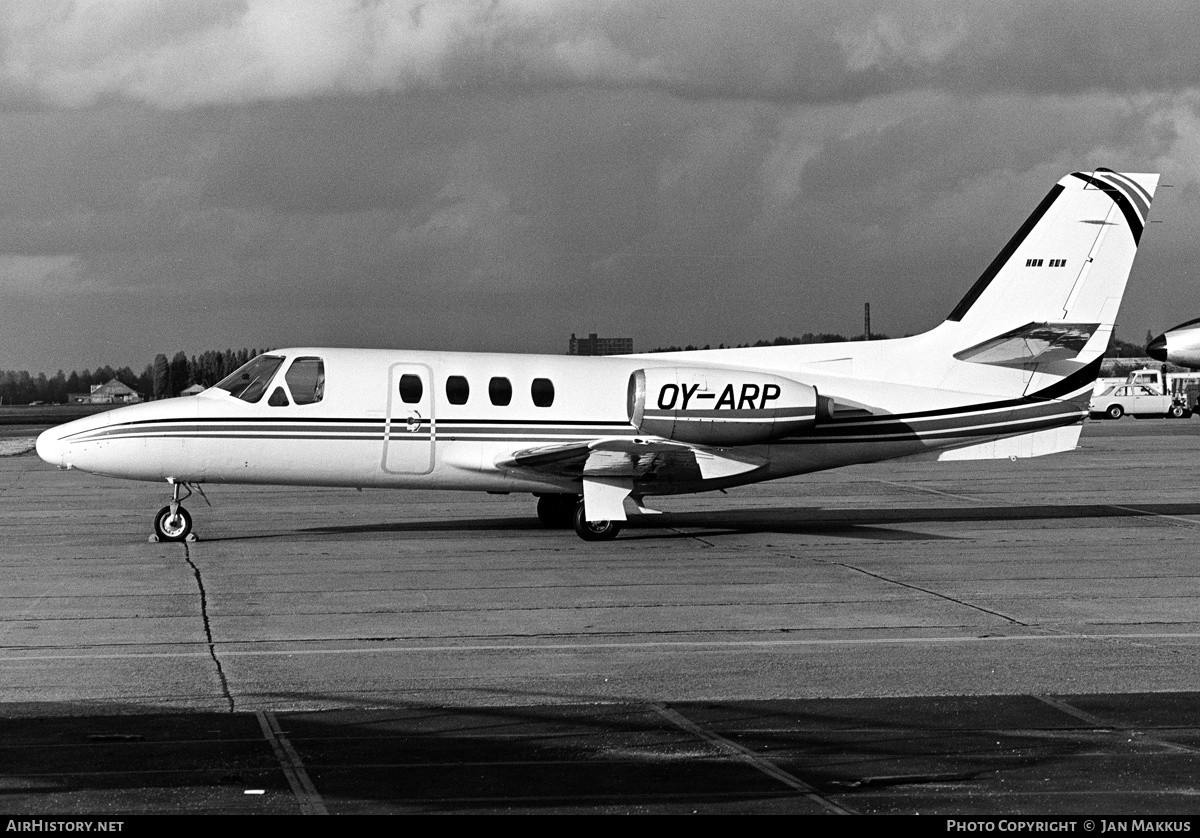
[{"left": 1089, "top": 384, "right": 1186, "bottom": 419}]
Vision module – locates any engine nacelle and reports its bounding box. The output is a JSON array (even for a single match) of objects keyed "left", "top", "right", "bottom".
[{"left": 627, "top": 367, "right": 818, "bottom": 446}]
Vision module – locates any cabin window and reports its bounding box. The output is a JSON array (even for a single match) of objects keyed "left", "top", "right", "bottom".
[
  {"left": 531, "top": 378, "right": 555, "bottom": 407},
  {"left": 268, "top": 387, "right": 289, "bottom": 407},
  {"left": 285, "top": 357, "right": 325, "bottom": 405},
  {"left": 489, "top": 377, "right": 512, "bottom": 406},
  {"left": 446, "top": 375, "right": 469, "bottom": 405},
  {"left": 399, "top": 374, "right": 423, "bottom": 404},
  {"left": 215, "top": 355, "right": 284, "bottom": 403}
]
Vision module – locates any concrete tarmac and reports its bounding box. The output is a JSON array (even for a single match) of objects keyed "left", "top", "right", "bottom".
[{"left": 4, "top": 419, "right": 1200, "bottom": 814}]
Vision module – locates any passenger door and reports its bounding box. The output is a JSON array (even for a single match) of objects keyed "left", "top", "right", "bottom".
[{"left": 383, "top": 363, "right": 435, "bottom": 474}]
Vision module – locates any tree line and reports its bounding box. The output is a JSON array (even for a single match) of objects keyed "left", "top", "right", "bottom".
[
  {"left": 651, "top": 332, "right": 888, "bottom": 352},
  {"left": 0, "top": 348, "right": 266, "bottom": 405}
]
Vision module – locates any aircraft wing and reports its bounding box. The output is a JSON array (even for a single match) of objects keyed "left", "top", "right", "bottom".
[{"left": 497, "top": 437, "right": 767, "bottom": 487}]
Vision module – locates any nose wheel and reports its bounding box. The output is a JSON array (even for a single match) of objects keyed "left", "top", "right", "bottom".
[
  {"left": 154, "top": 504, "right": 193, "bottom": 542},
  {"left": 150, "top": 480, "right": 203, "bottom": 542}
]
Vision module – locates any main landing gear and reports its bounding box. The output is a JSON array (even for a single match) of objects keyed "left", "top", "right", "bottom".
[
  {"left": 572, "top": 502, "right": 621, "bottom": 541},
  {"left": 536, "top": 493, "right": 578, "bottom": 528},
  {"left": 151, "top": 481, "right": 203, "bottom": 543},
  {"left": 535, "top": 493, "right": 622, "bottom": 541}
]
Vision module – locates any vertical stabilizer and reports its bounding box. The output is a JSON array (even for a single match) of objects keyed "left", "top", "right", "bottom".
[
  {"left": 945, "top": 169, "right": 1158, "bottom": 395},
  {"left": 948, "top": 169, "right": 1157, "bottom": 333}
]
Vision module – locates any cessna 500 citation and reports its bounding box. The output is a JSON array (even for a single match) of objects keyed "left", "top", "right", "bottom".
[{"left": 37, "top": 169, "right": 1158, "bottom": 541}]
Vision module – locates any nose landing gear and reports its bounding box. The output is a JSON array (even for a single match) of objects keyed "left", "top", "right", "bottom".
[
  {"left": 153, "top": 503, "right": 193, "bottom": 542},
  {"left": 150, "top": 480, "right": 204, "bottom": 543}
]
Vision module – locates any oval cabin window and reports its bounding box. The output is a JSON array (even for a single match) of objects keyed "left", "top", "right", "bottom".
[
  {"left": 446, "top": 375, "right": 469, "bottom": 405},
  {"left": 399, "top": 374, "right": 423, "bottom": 404},
  {"left": 531, "top": 378, "right": 554, "bottom": 407},
  {"left": 489, "top": 377, "right": 512, "bottom": 406}
]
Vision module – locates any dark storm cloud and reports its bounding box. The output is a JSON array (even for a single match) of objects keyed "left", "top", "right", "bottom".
[
  {"left": 2, "top": 0, "right": 1199, "bottom": 372},
  {"left": 7, "top": 2, "right": 1200, "bottom": 110}
]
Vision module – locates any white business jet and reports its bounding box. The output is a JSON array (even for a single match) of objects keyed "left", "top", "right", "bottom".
[{"left": 37, "top": 169, "right": 1158, "bottom": 541}]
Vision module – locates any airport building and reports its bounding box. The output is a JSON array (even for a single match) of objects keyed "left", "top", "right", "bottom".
[
  {"left": 68, "top": 379, "right": 142, "bottom": 405},
  {"left": 569, "top": 333, "right": 633, "bottom": 356}
]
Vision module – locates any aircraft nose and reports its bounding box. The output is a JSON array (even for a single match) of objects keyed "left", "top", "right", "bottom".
[
  {"left": 1147, "top": 333, "right": 1168, "bottom": 362},
  {"left": 35, "top": 427, "right": 64, "bottom": 467}
]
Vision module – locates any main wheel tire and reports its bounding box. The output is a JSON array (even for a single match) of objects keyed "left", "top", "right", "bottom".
[
  {"left": 1107, "top": 404, "right": 1124, "bottom": 420},
  {"left": 1170, "top": 405, "right": 1186, "bottom": 418},
  {"left": 573, "top": 502, "right": 621, "bottom": 541},
  {"left": 537, "top": 494, "right": 578, "bottom": 528},
  {"left": 154, "top": 505, "right": 192, "bottom": 542},
  {"left": 536, "top": 495, "right": 559, "bottom": 526}
]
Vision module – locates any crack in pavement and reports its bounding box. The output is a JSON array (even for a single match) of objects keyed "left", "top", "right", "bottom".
[{"left": 182, "top": 541, "right": 234, "bottom": 712}]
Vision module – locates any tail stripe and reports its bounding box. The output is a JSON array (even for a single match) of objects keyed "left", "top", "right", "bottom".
[
  {"left": 1096, "top": 170, "right": 1149, "bottom": 223},
  {"left": 1096, "top": 167, "right": 1153, "bottom": 208},
  {"left": 1071, "top": 172, "right": 1145, "bottom": 243},
  {"left": 1023, "top": 356, "right": 1104, "bottom": 400},
  {"left": 946, "top": 184, "right": 1065, "bottom": 322}
]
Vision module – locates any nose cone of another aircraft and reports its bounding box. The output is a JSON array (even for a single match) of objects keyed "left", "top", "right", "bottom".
[
  {"left": 1145, "top": 320, "right": 1200, "bottom": 368},
  {"left": 1147, "top": 333, "right": 1168, "bottom": 362},
  {"left": 35, "top": 426, "right": 64, "bottom": 467}
]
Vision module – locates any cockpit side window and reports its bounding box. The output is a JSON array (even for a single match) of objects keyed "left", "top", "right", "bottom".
[
  {"left": 215, "top": 355, "right": 284, "bottom": 403},
  {"left": 285, "top": 357, "right": 325, "bottom": 405}
]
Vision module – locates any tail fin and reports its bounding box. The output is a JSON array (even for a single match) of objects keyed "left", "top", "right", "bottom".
[
  {"left": 945, "top": 169, "right": 1158, "bottom": 393},
  {"left": 876, "top": 170, "right": 1158, "bottom": 464},
  {"left": 949, "top": 169, "right": 1157, "bottom": 331}
]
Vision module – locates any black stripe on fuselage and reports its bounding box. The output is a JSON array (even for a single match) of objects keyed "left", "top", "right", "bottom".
[
  {"left": 775, "top": 410, "right": 1080, "bottom": 446},
  {"left": 805, "top": 398, "right": 1082, "bottom": 439},
  {"left": 68, "top": 399, "right": 1084, "bottom": 448},
  {"left": 946, "top": 183, "right": 1065, "bottom": 322},
  {"left": 817, "top": 359, "right": 1100, "bottom": 426},
  {"left": 78, "top": 416, "right": 630, "bottom": 428}
]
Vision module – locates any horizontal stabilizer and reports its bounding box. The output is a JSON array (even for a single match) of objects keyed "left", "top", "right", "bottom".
[{"left": 954, "top": 322, "right": 1099, "bottom": 369}]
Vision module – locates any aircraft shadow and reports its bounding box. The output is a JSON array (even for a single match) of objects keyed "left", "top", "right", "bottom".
[{"left": 280, "top": 501, "right": 1200, "bottom": 542}]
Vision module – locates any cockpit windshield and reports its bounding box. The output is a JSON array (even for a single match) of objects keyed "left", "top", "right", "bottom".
[{"left": 214, "top": 355, "right": 284, "bottom": 403}]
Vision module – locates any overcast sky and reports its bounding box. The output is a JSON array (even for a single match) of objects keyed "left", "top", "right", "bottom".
[{"left": 3, "top": 0, "right": 1200, "bottom": 374}]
